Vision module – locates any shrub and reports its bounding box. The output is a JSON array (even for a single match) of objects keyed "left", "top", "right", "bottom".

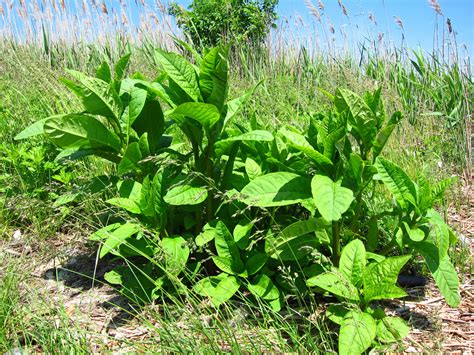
[{"left": 169, "top": 0, "right": 278, "bottom": 47}]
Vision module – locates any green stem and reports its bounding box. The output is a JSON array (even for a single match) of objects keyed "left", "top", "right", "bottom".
[{"left": 332, "top": 221, "right": 341, "bottom": 266}]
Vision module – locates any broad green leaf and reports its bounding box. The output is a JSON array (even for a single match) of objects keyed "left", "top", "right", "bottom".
[
  {"left": 248, "top": 274, "right": 280, "bottom": 300},
  {"left": 339, "top": 239, "right": 366, "bottom": 286},
  {"left": 245, "top": 251, "right": 268, "bottom": 276},
  {"left": 267, "top": 218, "right": 328, "bottom": 257},
  {"left": 269, "top": 234, "right": 320, "bottom": 261},
  {"left": 106, "top": 197, "right": 141, "bottom": 214},
  {"left": 44, "top": 114, "right": 121, "bottom": 152},
  {"left": 199, "top": 47, "right": 228, "bottom": 111},
  {"left": 123, "top": 86, "right": 147, "bottom": 129},
  {"left": 403, "top": 222, "right": 425, "bottom": 242},
  {"left": 376, "top": 316, "right": 409, "bottom": 343},
  {"left": 118, "top": 142, "right": 142, "bottom": 174},
  {"left": 375, "top": 157, "right": 417, "bottom": 209},
  {"left": 426, "top": 209, "right": 450, "bottom": 257},
  {"left": 335, "top": 88, "right": 377, "bottom": 149},
  {"left": 164, "top": 183, "right": 208, "bottom": 206},
  {"left": 89, "top": 223, "right": 121, "bottom": 241},
  {"left": 161, "top": 236, "right": 189, "bottom": 275},
  {"left": 363, "top": 255, "right": 411, "bottom": 302},
  {"left": 240, "top": 172, "right": 311, "bottom": 207},
  {"left": 96, "top": 61, "right": 112, "bottom": 83},
  {"left": 212, "top": 256, "right": 238, "bottom": 274},
  {"left": 279, "top": 128, "right": 333, "bottom": 168},
  {"left": 416, "top": 242, "right": 460, "bottom": 307},
  {"left": 233, "top": 219, "right": 253, "bottom": 249},
  {"left": 245, "top": 157, "right": 262, "bottom": 180},
  {"left": 311, "top": 175, "right": 354, "bottom": 221},
  {"left": 100, "top": 222, "right": 140, "bottom": 258},
  {"left": 114, "top": 53, "right": 131, "bottom": 82},
  {"left": 133, "top": 99, "right": 165, "bottom": 154},
  {"left": 307, "top": 268, "right": 359, "bottom": 301},
  {"left": 372, "top": 112, "right": 401, "bottom": 158},
  {"left": 53, "top": 147, "right": 120, "bottom": 163},
  {"left": 67, "top": 70, "right": 122, "bottom": 119},
  {"left": 366, "top": 216, "right": 378, "bottom": 252},
  {"left": 14, "top": 118, "right": 48, "bottom": 140},
  {"left": 154, "top": 49, "right": 201, "bottom": 102},
  {"left": 170, "top": 102, "right": 220, "bottom": 130},
  {"left": 214, "top": 221, "right": 244, "bottom": 272},
  {"left": 212, "top": 275, "right": 241, "bottom": 307},
  {"left": 326, "top": 304, "right": 349, "bottom": 325},
  {"left": 339, "top": 311, "right": 376, "bottom": 355},
  {"left": 431, "top": 176, "right": 457, "bottom": 201}
]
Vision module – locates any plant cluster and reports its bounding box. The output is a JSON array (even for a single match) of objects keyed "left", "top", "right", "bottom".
[
  {"left": 169, "top": 0, "right": 278, "bottom": 47},
  {"left": 16, "top": 46, "right": 461, "bottom": 354}
]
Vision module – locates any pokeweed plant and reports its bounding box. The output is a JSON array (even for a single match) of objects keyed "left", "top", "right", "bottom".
[{"left": 306, "top": 240, "right": 411, "bottom": 355}]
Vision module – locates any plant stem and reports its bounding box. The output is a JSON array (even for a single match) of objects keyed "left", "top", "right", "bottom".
[{"left": 332, "top": 221, "right": 340, "bottom": 266}]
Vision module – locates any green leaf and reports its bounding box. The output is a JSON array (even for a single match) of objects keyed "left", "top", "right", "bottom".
[
  {"left": 311, "top": 175, "right": 354, "bottom": 221},
  {"left": 44, "top": 114, "right": 121, "bottom": 152},
  {"left": 339, "top": 239, "right": 366, "bottom": 287},
  {"left": 245, "top": 251, "right": 268, "bottom": 276},
  {"left": 155, "top": 49, "right": 201, "bottom": 102},
  {"left": 89, "top": 223, "right": 121, "bottom": 241},
  {"left": 248, "top": 274, "right": 280, "bottom": 300},
  {"left": 164, "top": 183, "right": 208, "bottom": 206},
  {"left": 335, "top": 88, "right": 377, "bottom": 149},
  {"left": 212, "top": 275, "right": 241, "bottom": 307},
  {"left": 307, "top": 268, "right": 359, "bottom": 301},
  {"left": 96, "top": 61, "right": 112, "bottom": 83},
  {"left": 66, "top": 70, "right": 122, "bottom": 119},
  {"left": 161, "top": 236, "right": 189, "bottom": 275},
  {"left": 245, "top": 157, "right": 262, "bottom": 180},
  {"left": 240, "top": 172, "right": 311, "bottom": 207},
  {"left": 114, "top": 53, "right": 131, "bottom": 82},
  {"left": 339, "top": 311, "right": 376, "bottom": 355},
  {"left": 416, "top": 242, "right": 460, "bottom": 307},
  {"left": 233, "top": 220, "right": 253, "bottom": 249},
  {"left": 100, "top": 222, "right": 140, "bottom": 258},
  {"left": 216, "top": 130, "right": 274, "bottom": 155},
  {"left": 199, "top": 47, "right": 228, "bottom": 111},
  {"left": 326, "top": 304, "right": 349, "bottom": 325},
  {"left": 363, "top": 255, "right": 411, "bottom": 302},
  {"left": 106, "top": 197, "right": 141, "bottom": 214},
  {"left": 376, "top": 316, "right": 409, "bottom": 343},
  {"left": 279, "top": 128, "right": 333, "bottom": 168},
  {"left": 118, "top": 142, "right": 142, "bottom": 174},
  {"left": 426, "top": 209, "right": 450, "bottom": 257},
  {"left": 214, "top": 221, "right": 244, "bottom": 272},
  {"left": 123, "top": 86, "right": 147, "bottom": 128},
  {"left": 14, "top": 118, "right": 48, "bottom": 140},
  {"left": 267, "top": 218, "right": 328, "bottom": 257},
  {"left": 212, "top": 256, "right": 238, "bottom": 274},
  {"left": 403, "top": 222, "right": 425, "bottom": 242},
  {"left": 375, "top": 157, "right": 417, "bottom": 209},
  {"left": 170, "top": 102, "right": 220, "bottom": 130}
]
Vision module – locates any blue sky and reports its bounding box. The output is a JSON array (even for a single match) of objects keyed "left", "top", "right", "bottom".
[{"left": 177, "top": 0, "right": 473, "bottom": 59}]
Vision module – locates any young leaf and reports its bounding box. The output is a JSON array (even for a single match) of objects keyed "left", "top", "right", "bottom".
[
  {"left": 114, "top": 53, "right": 131, "bottom": 82},
  {"left": 248, "top": 274, "right": 280, "bottom": 301},
  {"left": 96, "top": 61, "right": 112, "bottom": 83},
  {"left": 267, "top": 218, "right": 328, "bottom": 257},
  {"left": 44, "top": 114, "right": 122, "bottom": 152},
  {"left": 161, "top": 236, "right": 190, "bottom": 275},
  {"left": 326, "top": 304, "right": 349, "bottom": 325},
  {"left": 403, "top": 222, "right": 425, "bottom": 242},
  {"left": 14, "top": 118, "right": 48, "bottom": 140},
  {"left": 154, "top": 49, "right": 201, "bottom": 102},
  {"left": 106, "top": 197, "right": 141, "bottom": 214},
  {"left": 339, "top": 311, "right": 376, "bottom": 355},
  {"left": 245, "top": 157, "right": 262, "bottom": 180},
  {"left": 375, "top": 157, "right": 417, "bottom": 209},
  {"left": 100, "top": 222, "right": 140, "bottom": 258},
  {"left": 415, "top": 241, "right": 460, "bottom": 307},
  {"left": 311, "top": 175, "right": 354, "bottom": 221},
  {"left": 307, "top": 268, "right": 359, "bottom": 301},
  {"left": 199, "top": 47, "right": 228, "bottom": 111},
  {"left": 339, "top": 239, "right": 366, "bottom": 287},
  {"left": 164, "top": 183, "right": 208, "bottom": 206},
  {"left": 214, "top": 221, "right": 244, "bottom": 272},
  {"left": 170, "top": 102, "right": 220, "bottom": 130},
  {"left": 376, "top": 316, "right": 409, "bottom": 343},
  {"left": 211, "top": 275, "right": 241, "bottom": 307},
  {"left": 245, "top": 251, "right": 268, "bottom": 276},
  {"left": 363, "top": 255, "right": 411, "bottom": 302},
  {"left": 118, "top": 142, "right": 142, "bottom": 174},
  {"left": 240, "top": 172, "right": 311, "bottom": 207},
  {"left": 223, "top": 82, "right": 261, "bottom": 130}
]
